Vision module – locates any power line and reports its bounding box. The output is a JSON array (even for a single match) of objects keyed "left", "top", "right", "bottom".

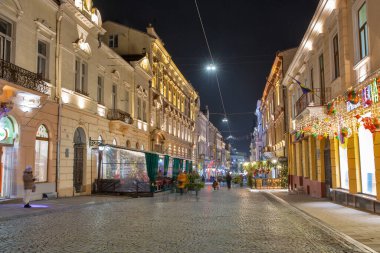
[
  {"left": 194, "top": 0, "right": 232, "bottom": 137},
  {"left": 209, "top": 112, "right": 255, "bottom": 116}
]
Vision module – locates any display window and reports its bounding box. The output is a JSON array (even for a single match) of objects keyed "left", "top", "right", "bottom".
[{"left": 358, "top": 120, "right": 376, "bottom": 195}]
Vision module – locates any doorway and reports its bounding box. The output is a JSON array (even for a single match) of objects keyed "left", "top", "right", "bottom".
[
  {"left": 324, "top": 140, "right": 332, "bottom": 198},
  {"left": 73, "top": 128, "right": 86, "bottom": 193}
]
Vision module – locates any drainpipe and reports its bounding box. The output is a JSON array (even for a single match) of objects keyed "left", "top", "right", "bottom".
[{"left": 55, "top": 7, "right": 63, "bottom": 197}]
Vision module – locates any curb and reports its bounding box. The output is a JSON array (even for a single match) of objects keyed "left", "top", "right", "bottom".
[{"left": 263, "top": 191, "right": 377, "bottom": 253}]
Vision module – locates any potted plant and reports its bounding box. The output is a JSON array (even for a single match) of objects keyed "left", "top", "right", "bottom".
[{"left": 186, "top": 171, "right": 205, "bottom": 196}]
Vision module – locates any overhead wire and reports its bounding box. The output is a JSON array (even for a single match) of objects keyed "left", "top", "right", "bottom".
[{"left": 194, "top": 0, "right": 232, "bottom": 137}]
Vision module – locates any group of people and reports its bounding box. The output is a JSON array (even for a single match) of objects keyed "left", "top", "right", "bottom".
[{"left": 212, "top": 172, "right": 232, "bottom": 190}]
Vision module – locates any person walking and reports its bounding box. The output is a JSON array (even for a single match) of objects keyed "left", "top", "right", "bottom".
[
  {"left": 226, "top": 172, "right": 232, "bottom": 190},
  {"left": 177, "top": 171, "right": 188, "bottom": 195},
  {"left": 23, "top": 166, "right": 35, "bottom": 208}
]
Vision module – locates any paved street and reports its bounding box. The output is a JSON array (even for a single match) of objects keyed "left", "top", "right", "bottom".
[{"left": 0, "top": 187, "right": 372, "bottom": 253}]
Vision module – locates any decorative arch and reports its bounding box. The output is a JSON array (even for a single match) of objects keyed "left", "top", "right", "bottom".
[{"left": 135, "top": 142, "right": 140, "bottom": 150}]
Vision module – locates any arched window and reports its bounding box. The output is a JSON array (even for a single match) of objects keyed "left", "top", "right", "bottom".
[
  {"left": 141, "top": 144, "right": 144, "bottom": 151},
  {"left": 35, "top": 125, "right": 49, "bottom": 182},
  {"left": 112, "top": 138, "right": 117, "bottom": 145},
  {"left": 136, "top": 142, "right": 140, "bottom": 150},
  {"left": 126, "top": 140, "right": 131, "bottom": 148}
]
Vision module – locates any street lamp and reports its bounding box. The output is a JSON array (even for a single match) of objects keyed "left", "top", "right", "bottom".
[
  {"left": 222, "top": 116, "right": 228, "bottom": 123},
  {"left": 206, "top": 64, "right": 217, "bottom": 72}
]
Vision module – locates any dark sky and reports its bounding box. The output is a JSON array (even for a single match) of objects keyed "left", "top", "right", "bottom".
[{"left": 93, "top": 0, "right": 319, "bottom": 154}]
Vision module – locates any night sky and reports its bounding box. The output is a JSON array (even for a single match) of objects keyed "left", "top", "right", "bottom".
[{"left": 93, "top": 0, "right": 319, "bottom": 154}]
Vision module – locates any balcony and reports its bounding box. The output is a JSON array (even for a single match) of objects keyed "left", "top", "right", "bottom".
[
  {"left": 107, "top": 109, "right": 133, "bottom": 124},
  {"left": 107, "top": 109, "right": 134, "bottom": 134},
  {"left": 0, "top": 59, "right": 48, "bottom": 94},
  {"left": 295, "top": 88, "right": 331, "bottom": 117}
]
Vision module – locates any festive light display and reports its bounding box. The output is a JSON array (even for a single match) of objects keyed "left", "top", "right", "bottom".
[{"left": 295, "top": 74, "right": 380, "bottom": 142}]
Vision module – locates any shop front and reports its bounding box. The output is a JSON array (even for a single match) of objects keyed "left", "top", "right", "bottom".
[
  {"left": 0, "top": 115, "right": 18, "bottom": 199},
  {"left": 291, "top": 73, "right": 380, "bottom": 210}
]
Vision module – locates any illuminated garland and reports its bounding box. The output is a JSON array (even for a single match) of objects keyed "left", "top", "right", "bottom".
[{"left": 295, "top": 74, "right": 380, "bottom": 140}]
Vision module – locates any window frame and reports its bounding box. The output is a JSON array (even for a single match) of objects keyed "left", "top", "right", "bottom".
[
  {"left": 332, "top": 34, "right": 340, "bottom": 79},
  {"left": 108, "top": 34, "right": 118, "bottom": 48},
  {"left": 97, "top": 75, "right": 104, "bottom": 104},
  {"left": 34, "top": 125, "right": 49, "bottom": 183},
  {"left": 111, "top": 84, "right": 117, "bottom": 110},
  {"left": 37, "top": 40, "right": 49, "bottom": 81},
  {"left": 0, "top": 17, "right": 12, "bottom": 62},
  {"left": 358, "top": 2, "right": 368, "bottom": 60},
  {"left": 318, "top": 53, "right": 325, "bottom": 104},
  {"left": 75, "top": 58, "right": 88, "bottom": 95}
]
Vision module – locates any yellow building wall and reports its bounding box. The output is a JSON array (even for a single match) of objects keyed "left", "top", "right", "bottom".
[
  {"left": 296, "top": 142, "right": 302, "bottom": 176},
  {"left": 373, "top": 132, "right": 380, "bottom": 200},
  {"left": 318, "top": 139, "right": 325, "bottom": 183},
  {"left": 347, "top": 134, "right": 361, "bottom": 194},
  {"left": 330, "top": 138, "right": 340, "bottom": 189},
  {"left": 309, "top": 137, "right": 317, "bottom": 181},
  {"left": 302, "top": 139, "right": 309, "bottom": 178}
]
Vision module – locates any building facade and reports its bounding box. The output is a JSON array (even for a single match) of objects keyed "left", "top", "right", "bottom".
[
  {"left": 260, "top": 49, "right": 296, "bottom": 175},
  {"left": 0, "top": 0, "right": 59, "bottom": 199},
  {"left": 102, "top": 21, "right": 199, "bottom": 162},
  {"left": 285, "top": 0, "right": 380, "bottom": 206}
]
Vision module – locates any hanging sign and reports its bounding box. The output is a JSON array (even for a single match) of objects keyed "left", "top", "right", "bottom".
[{"left": 347, "top": 78, "right": 379, "bottom": 112}]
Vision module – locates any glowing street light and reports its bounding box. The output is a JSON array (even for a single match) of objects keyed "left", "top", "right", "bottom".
[
  {"left": 206, "top": 64, "right": 216, "bottom": 71},
  {"left": 222, "top": 116, "right": 228, "bottom": 123}
]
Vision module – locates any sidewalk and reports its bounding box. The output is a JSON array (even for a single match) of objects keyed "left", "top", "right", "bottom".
[
  {"left": 267, "top": 190, "right": 380, "bottom": 252},
  {"left": 0, "top": 195, "right": 129, "bottom": 221}
]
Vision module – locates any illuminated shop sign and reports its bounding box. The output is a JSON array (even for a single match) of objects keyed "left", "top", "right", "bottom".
[
  {"left": 0, "top": 117, "right": 15, "bottom": 146},
  {"left": 347, "top": 79, "right": 379, "bottom": 112}
]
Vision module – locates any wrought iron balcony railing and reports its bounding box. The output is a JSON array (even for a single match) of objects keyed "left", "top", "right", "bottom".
[
  {"left": 107, "top": 109, "right": 133, "bottom": 124},
  {"left": 295, "top": 87, "right": 331, "bottom": 117},
  {"left": 0, "top": 59, "right": 48, "bottom": 94}
]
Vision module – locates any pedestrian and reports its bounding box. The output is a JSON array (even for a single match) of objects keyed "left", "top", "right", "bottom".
[
  {"left": 226, "top": 172, "right": 232, "bottom": 189},
  {"left": 212, "top": 179, "right": 219, "bottom": 190},
  {"left": 23, "top": 165, "right": 35, "bottom": 208},
  {"left": 177, "top": 170, "right": 188, "bottom": 195}
]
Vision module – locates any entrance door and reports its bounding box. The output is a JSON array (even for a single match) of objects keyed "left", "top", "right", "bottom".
[
  {"left": 73, "top": 128, "right": 86, "bottom": 193},
  {"left": 324, "top": 140, "right": 332, "bottom": 198}
]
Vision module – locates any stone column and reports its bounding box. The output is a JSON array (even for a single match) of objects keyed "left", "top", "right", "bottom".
[
  {"left": 347, "top": 134, "right": 361, "bottom": 194},
  {"left": 330, "top": 138, "right": 340, "bottom": 189}
]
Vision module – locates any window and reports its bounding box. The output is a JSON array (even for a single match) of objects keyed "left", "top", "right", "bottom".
[
  {"left": 142, "top": 101, "right": 147, "bottom": 122},
  {"left": 97, "top": 76, "right": 103, "bottom": 104},
  {"left": 319, "top": 54, "right": 325, "bottom": 104},
  {"left": 109, "top": 34, "right": 118, "bottom": 48},
  {"left": 358, "top": 3, "right": 368, "bottom": 60},
  {"left": 358, "top": 117, "right": 376, "bottom": 195},
  {"left": 137, "top": 97, "right": 141, "bottom": 120},
  {"left": 332, "top": 34, "right": 340, "bottom": 79},
  {"left": 75, "top": 58, "right": 87, "bottom": 95},
  {"left": 112, "top": 84, "right": 117, "bottom": 110},
  {"left": 37, "top": 40, "right": 48, "bottom": 80},
  {"left": 125, "top": 90, "right": 130, "bottom": 113},
  {"left": 35, "top": 125, "right": 49, "bottom": 182},
  {"left": 0, "top": 18, "right": 12, "bottom": 62},
  {"left": 310, "top": 68, "right": 315, "bottom": 103}
]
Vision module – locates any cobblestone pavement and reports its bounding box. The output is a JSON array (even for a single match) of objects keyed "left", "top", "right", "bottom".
[{"left": 0, "top": 186, "right": 372, "bottom": 253}]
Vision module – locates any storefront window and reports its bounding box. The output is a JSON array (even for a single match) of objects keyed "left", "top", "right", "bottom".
[
  {"left": 358, "top": 123, "right": 376, "bottom": 195},
  {"left": 339, "top": 145, "right": 349, "bottom": 190},
  {"left": 35, "top": 125, "right": 49, "bottom": 182}
]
